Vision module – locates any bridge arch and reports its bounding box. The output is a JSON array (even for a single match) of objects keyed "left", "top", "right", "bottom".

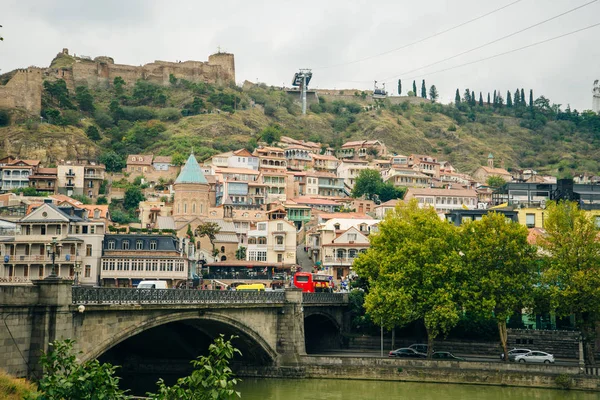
[
  {"left": 303, "top": 309, "right": 343, "bottom": 353},
  {"left": 82, "top": 310, "right": 277, "bottom": 365}
]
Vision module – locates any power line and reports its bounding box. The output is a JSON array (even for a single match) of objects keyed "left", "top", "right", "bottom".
[
  {"left": 313, "top": 0, "right": 524, "bottom": 70},
  {"left": 381, "top": 0, "right": 598, "bottom": 83},
  {"left": 398, "top": 21, "right": 600, "bottom": 82}
]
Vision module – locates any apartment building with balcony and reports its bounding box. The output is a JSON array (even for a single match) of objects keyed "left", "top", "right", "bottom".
[
  {"left": 0, "top": 159, "right": 40, "bottom": 193},
  {"left": 404, "top": 187, "right": 478, "bottom": 212},
  {"left": 284, "top": 145, "right": 313, "bottom": 170},
  {"left": 214, "top": 167, "right": 261, "bottom": 206},
  {"left": 246, "top": 219, "right": 296, "bottom": 266},
  {"left": 0, "top": 202, "right": 105, "bottom": 285},
  {"left": 408, "top": 154, "right": 441, "bottom": 179},
  {"left": 337, "top": 140, "right": 387, "bottom": 160},
  {"left": 208, "top": 149, "right": 259, "bottom": 171},
  {"left": 337, "top": 160, "right": 370, "bottom": 192},
  {"left": 383, "top": 167, "right": 432, "bottom": 188},
  {"left": 57, "top": 161, "right": 106, "bottom": 199},
  {"left": 100, "top": 234, "right": 189, "bottom": 288},
  {"left": 29, "top": 168, "right": 58, "bottom": 194},
  {"left": 312, "top": 154, "right": 340, "bottom": 174},
  {"left": 260, "top": 170, "right": 287, "bottom": 203},
  {"left": 306, "top": 171, "right": 345, "bottom": 197},
  {"left": 255, "top": 147, "right": 287, "bottom": 171}
]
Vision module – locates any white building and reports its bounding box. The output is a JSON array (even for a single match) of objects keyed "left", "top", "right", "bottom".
[{"left": 247, "top": 219, "right": 297, "bottom": 266}]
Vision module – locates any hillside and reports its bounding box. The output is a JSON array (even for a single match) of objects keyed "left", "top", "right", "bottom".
[{"left": 1, "top": 74, "right": 599, "bottom": 176}]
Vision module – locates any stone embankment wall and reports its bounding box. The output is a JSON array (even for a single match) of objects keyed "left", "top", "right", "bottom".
[
  {"left": 238, "top": 356, "right": 600, "bottom": 391},
  {"left": 0, "top": 68, "right": 43, "bottom": 115}
]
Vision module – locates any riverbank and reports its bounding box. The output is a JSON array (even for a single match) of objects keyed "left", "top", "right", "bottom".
[{"left": 236, "top": 356, "right": 600, "bottom": 391}]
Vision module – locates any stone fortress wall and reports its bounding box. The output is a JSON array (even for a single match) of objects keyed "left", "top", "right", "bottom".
[{"left": 0, "top": 49, "right": 236, "bottom": 115}]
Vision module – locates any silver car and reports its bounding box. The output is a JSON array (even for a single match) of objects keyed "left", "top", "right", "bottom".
[
  {"left": 501, "top": 348, "right": 531, "bottom": 361},
  {"left": 514, "top": 351, "right": 555, "bottom": 364}
]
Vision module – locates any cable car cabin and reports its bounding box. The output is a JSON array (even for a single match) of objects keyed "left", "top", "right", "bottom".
[
  {"left": 293, "top": 272, "right": 333, "bottom": 293},
  {"left": 372, "top": 89, "right": 387, "bottom": 99}
]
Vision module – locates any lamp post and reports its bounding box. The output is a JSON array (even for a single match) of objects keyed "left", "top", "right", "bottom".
[{"left": 45, "top": 237, "right": 62, "bottom": 279}]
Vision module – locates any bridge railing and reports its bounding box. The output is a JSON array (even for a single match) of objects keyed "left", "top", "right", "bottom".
[
  {"left": 72, "top": 287, "right": 286, "bottom": 305},
  {"left": 302, "top": 292, "right": 348, "bottom": 304}
]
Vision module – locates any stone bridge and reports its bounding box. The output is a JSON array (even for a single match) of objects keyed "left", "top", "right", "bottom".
[{"left": 0, "top": 280, "right": 349, "bottom": 380}]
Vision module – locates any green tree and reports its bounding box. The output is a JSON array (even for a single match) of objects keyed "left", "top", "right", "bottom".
[
  {"left": 86, "top": 125, "right": 101, "bottom": 141},
  {"left": 259, "top": 124, "right": 282, "bottom": 145},
  {"left": 520, "top": 88, "right": 525, "bottom": 104},
  {"left": 412, "top": 80, "right": 417, "bottom": 96},
  {"left": 99, "top": 151, "right": 125, "bottom": 172},
  {"left": 147, "top": 335, "right": 241, "bottom": 400},
  {"left": 463, "top": 89, "right": 471, "bottom": 104},
  {"left": 428, "top": 85, "right": 438, "bottom": 103},
  {"left": 113, "top": 76, "right": 126, "bottom": 96},
  {"left": 487, "top": 92, "right": 491, "bottom": 105},
  {"left": 506, "top": 90, "right": 512, "bottom": 107},
  {"left": 123, "top": 186, "right": 145, "bottom": 211},
  {"left": 513, "top": 88, "right": 520, "bottom": 107},
  {"left": 351, "top": 169, "right": 383, "bottom": 200},
  {"left": 420, "top": 80, "right": 427, "bottom": 98},
  {"left": 75, "top": 86, "right": 95, "bottom": 112},
  {"left": 169, "top": 73, "right": 178, "bottom": 86},
  {"left": 235, "top": 246, "right": 247, "bottom": 260},
  {"left": 459, "top": 213, "right": 537, "bottom": 361},
  {"left": 539, "top": 201, "right": 600, "bottom": 364},
  {"left": 529, "top": 89, "right": 534, "bottom": 108},
  {"left": 486, "top": 175, "right": 506, "bottom": 188},
  {"left": 195, "top": 222, "right": 221, "bottom": 256},
  {"left": 397, "top": 79, "right": 402, "bottom": 95},
  {"left": 96, "top": 196, "right": 108, "bottom": 205},
  {"left": 353, "top": 200, "right": 463, "bottom": 356},
  {"left": 455, "top": 89, "right": 461, "bottom": 105},
  {"left": 171, "top": 152, "right": 186, "bottom": 166},
  {"left": 37, "top": 339, "right": 130, "bottom": 400},
  {"left": 478, "top": 92, "right": 483, "bottom": 107}
]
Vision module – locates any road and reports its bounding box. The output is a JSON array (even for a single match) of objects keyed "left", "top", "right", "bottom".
[{"left": 312, "top": 350, "right": 579, "bottom": 366}]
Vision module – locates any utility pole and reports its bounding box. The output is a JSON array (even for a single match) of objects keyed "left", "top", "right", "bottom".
[{"left": 292, "top": 69, "right": 313, "bottom": 115}]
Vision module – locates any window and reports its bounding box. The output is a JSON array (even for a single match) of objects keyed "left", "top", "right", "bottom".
[
  {"left": 86, "top": 244, "right": 92, "bottom": 257},
  {"left": 136, "top": 240, "right": 143, "bottom": 250},
  {"left": 258, "top": 223, "right": 266, "bottom": 231},
  {"left": 526, "top": 214, "right": 535, "bottom": 228},
  {"left": 277, "top": 253, "right": 283, "bottom": 263},
  {"left": 90, "top": 225, "right": 95, "bottom": 234},
  {"left": 221, "top": 246, "right": 225, "bottom": 253},
  {"left": 348, "top": 233, "right": 357, "bottom": 242},
  {"left": 82, "top": 226, "right": 88, "bottom": 234},
  {"left": 334, "top": 223, "right": 340, "bottom": 230},
  {"left": 122, "top": 240, "right": 129, "bottom": 250},
  {"left": 150, "top": 240, "right": 157, "bottom": 250},
  {"left": 249, "top": 251, "right": 267, "bottom": 261},
  {"left": 108, "top": 240, "right": 115, "bottom": 250},
  {"left": 56, "top": 225, "right": 62, "bottom": 235},
  {"left": 94, "top": 209, "right": 100, "bottom": 219},
  {"left": 276, "top": 236, "right": 284, "bottom": 245},
  {"left": 277, "top": 223, "right": 283, "bottom": 231},
  {"left": 41, "top": 225, "right": 46, "bottom": 235}
]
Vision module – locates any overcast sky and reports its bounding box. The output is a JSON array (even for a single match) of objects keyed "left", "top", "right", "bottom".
[{"left": 2, "top": 0, "right": 599, "bottom": 111}]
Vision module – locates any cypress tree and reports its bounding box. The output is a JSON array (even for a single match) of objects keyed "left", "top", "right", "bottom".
[
  {"left": 487, "top": 92, "right": 491, "bottom": 105},
  {"left": 506, "top": 90, "right": 512, "bottom": 107},
  {"left": 493, "top": 90, "right": 497, "bottom": 106},
  {"left": 421, "top": 80, "right": 427, "bottom": 98},
  {"left": 513, "top": 88, "right": 520, "bottom": 106},
  {"left": 455, "top": 88, "right": 461, "bottom": 104},
  {"left": 470, "top": 90, "right": 476, "bottom": 106},
  {"left": 413, "top": 80, "right": 417, "bottom": 96},
  {"left": 398, "top": 79, "right": 402, "bottom": 96},
  {"left": 479, "top": 92, "right": 483, "bottom": 107},
  {"left": 529, "top": 89, "right": 534, "bottom": 107},
  {"left": 520, "top": 88, "right": 525, "bottom": 104},
  {"left": 464, "top": 89, "right": 471, "bottom": 103}
]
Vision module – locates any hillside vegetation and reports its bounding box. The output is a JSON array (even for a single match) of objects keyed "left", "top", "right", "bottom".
[{"left": 1, "top": 72, "right": 599, "bottom": 176}]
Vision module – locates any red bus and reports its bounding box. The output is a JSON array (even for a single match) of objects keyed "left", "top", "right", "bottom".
[{"left": 293, "top": 272, "right": 333, "bottom": 293}]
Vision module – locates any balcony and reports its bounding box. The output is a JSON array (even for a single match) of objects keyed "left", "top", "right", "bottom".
[
  {"left": 66, "top": 182, "right": 75, "bottom": 188},
  {"left": 274, "top": 243, "right": 286, "bottom": 252},
  {"left": 323, "top": 256, "right": 358, "bottom": 266},
  {"left": 3, "top": 254, "right": 78, "bottom": 264},
  {"left": 65, "top": 172, "right": 76, "bottom": 177},
  {"left": 84, "top": 173, "right": 104, "bottom": 180},
  {"left": 100, "top": 269, "right": 187, "bottom": 279}
]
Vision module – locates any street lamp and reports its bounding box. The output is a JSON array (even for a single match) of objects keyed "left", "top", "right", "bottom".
[
  {"left": 45, "top": 237, "right": 62, "bottom": 279},
  {"left": 74, "top": 261, "right": 82, "bottom": 286}
]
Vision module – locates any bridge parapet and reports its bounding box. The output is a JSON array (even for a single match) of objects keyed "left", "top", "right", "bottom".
[
  {"left": 302, "top": 292, "right": 348, "bottom": 305},
  {"left": 72, "top": 287, "right": 286, "bottom": 305}
]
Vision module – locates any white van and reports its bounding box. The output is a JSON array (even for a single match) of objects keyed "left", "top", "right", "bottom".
[{"left": 137, "top": 280, "right": 168, "bottom": 289}]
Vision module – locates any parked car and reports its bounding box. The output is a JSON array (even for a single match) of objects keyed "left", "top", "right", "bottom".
[
  {"left": 501, "top": 348, "right": 532, "bottom": 361},
  {"left": 137, "top": 280, "right": 168, "bottom": 289},
  {"left": 388, "top": 348, "right": 426, "bottom": 358},
  {"left": 514, "top": 351, "right": 555, "bottom": 364},
  {"left": 432, "top": 351, "right": 465, "bottom": 361},
  {"left": 408, "top": 344, "right": 431, "bottom": 354}
]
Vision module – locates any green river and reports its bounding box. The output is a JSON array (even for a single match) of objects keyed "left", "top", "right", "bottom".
[{"left": 235, "top": 378, "right": 598, "bottom": 399}]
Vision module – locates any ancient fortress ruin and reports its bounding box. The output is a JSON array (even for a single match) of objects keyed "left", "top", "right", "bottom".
[{"left": 0, "top": 49, "right": 236, "bottom": 116}]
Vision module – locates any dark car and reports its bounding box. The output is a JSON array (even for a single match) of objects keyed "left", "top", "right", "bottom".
[
  {"left": 432, "top": 351, "right": 465, "bottom": 361},
  {"left": 408, "top": 344, "right": 431, "bottom": 354},
  {"left": 388, "top": 348, "right": 427, "bottom": 358}
]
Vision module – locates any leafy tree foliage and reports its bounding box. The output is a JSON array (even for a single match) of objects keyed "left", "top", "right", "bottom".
[
  {"left": 478, "top": 92, "right": 483, "bottom": 107},
  {"left": 420, "top": 80, "right": 427, "bottom": 98},
  {"left": 459, "top": 213, "right": 537, "bottom": 361},
  {"left": 43, "top": 79, "right": 75, "bottom": 109},
  {"left": 147, "top": 335, "right": 241, "bottom": 400},
  {"left": 36, "top": 339, "right": 130, "bottom": 400},
  {"left": 113, "top": 76, "right": 126, "bottom": 96},
  {"left": 85, "top": 125, "right": 101, "bottom": 141},
  {"left": 455, "top": 89, "right": 461, "bottom": 105},
  {"left": 428, "top": 85, "right": 438, "bottom": 103},
  {"left": 486, "top": 175, "right": 506, "bottom": 188},
  {"left": 195, "top": 222, "right": 221, "bottom": 255},
  {"left": 539, "top": 201, "right": 600, "bottom": 364},
  {"left": 171, "top": 152, "right": 186, "bottom": 166},
  {"left": 75, "top": 86, "right": 95, "bottom": 112},
  {"left": 259, "top": 124, "right": 282, "bottom": 145},
  {"left": 123, "top": 185, "right": 145, "bottom": 211},
  {"left": 412, "top": 80, "right": 417, "bottom": 96},
  {"left": 353, "top": 200, "right": 463, "bottom": 356},
  {"left": 397, "top": 79, "right": 402, "bottom": 95},
  {"left": 235, "top": 246, "right": 247, "bottom": 260},
  {"left": 351, "top": 169, "right": 404, "bottom": 202},
  {"left": 506, "top": 90, "right": 512, "bottom": 107},
  {"left": 99, "top": 151, "right": 125, "bottom": 172}
]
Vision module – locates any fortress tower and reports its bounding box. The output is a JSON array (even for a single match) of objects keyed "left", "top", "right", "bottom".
[{"left": 593, "top": 80, "right": 600, "bottom": 114}]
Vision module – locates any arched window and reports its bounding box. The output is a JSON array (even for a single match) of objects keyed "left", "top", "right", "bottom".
[
  {"left": 349, "top": 249, "right": 358, "bottom": 258},
  {"left": 221, "top": 256, "right": 227, "bottom": 261},
  {"left": 336, "top": 249, "right": 347, "bottom": 259},
  {"left": 184, "top": 203, "right": 187, "bottom": 213},
  {"left": 334, "top": 223, "right": 340, "bottom": 230},
  {"left": 221, "top": 246, "right": 225, "bottom": 253},
  {"left": 248, "top": 238, "right": 257, "bottom": 245},
  {"left": 258, "top": 237, "right": 267, "bottom": 245},
  {"left": 192, "top": 203, "right": 196, "bottom": 213}
]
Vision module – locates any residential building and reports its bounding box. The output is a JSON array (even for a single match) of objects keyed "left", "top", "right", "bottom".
[
  {"left": 372, "top": 159, "right": 391, "bottom": 170},
  {"left": 208, "top": 149, "right": 259, "bottom": 171},
  {"left": 374, "top": 199, "right": 399, "bottom": 219},
  {"left": 279, "top": 136, "right": 321, "bottom": 153},
  {"left": 195, "top": 218, "right": 239, "bottom": 262},
  {"left": 282, "top": 201, "right": 312, "bottom": 230},
  {"left": 247, "top": 219, "right": 297, "bottom": 266},
  {"left": 390, "top": 154, "right": 409, "bottom": 167},
  {"left": 0, "top": 202, "right": 105, "bottom": 285},
  {"left": 337, "top": 160, "right": 370, "bottom": 192},
  {"left": 100, "top": 234, "right": 188, "bottom": 288},
  {"left": 306, "top": 171, "right": 345, "bottom": 198},
  {"left": 138, "top": 199, "right": 172, "bottom": 229},
  {"left": 213, "top": 167, "right": 261, "bottom": 206},
  {"left": 293, "top": 196, "right": 340, "bottom": 212},
  {"left": 384, "top": 167, "right": 432, "bottom": 188},
  {"left": 472, "top": 154, "right": 512, "bottom": 184},
  {"left": 57, "top": 160, "right": 105, "bottom": 199},
  {"left": 259, "top": 170, "right": 287, "bottom": 203},
  {"left": 152, "top": 156, "right": 172, "bottom": 171},
  {"left": 312, "top": 154, "right": 340, "bottom": 174},
  {"left": 126, "top": 154, "right": 154, "bottom": 174},
  {"left": 408, "top": 154, "right": 440, "bottom": 179},
  {"left": 445, "top": 209, "right": 519, "bottom": 226},
  {"left": 404, "top": 187, "right": 478, "bottom": 211},
  {"left": 255, "top": 147, "right": 287, "bottom": 170},
  {"left": 0, "top": 159, "right": 40, "bottom": 192},
  {"left": 28, "top": 168, "right": 58, "bottom": 194},
  {"left": 337, "top": 140, "right": 387, "bottom": 160},
  {"left": 284, "top": 145, "right": 313, "bottom": 170}
]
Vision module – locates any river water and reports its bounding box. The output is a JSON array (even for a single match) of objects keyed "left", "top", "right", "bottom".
[{"left": 236, "top": 378, "right": 598, "bottom": 399}]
